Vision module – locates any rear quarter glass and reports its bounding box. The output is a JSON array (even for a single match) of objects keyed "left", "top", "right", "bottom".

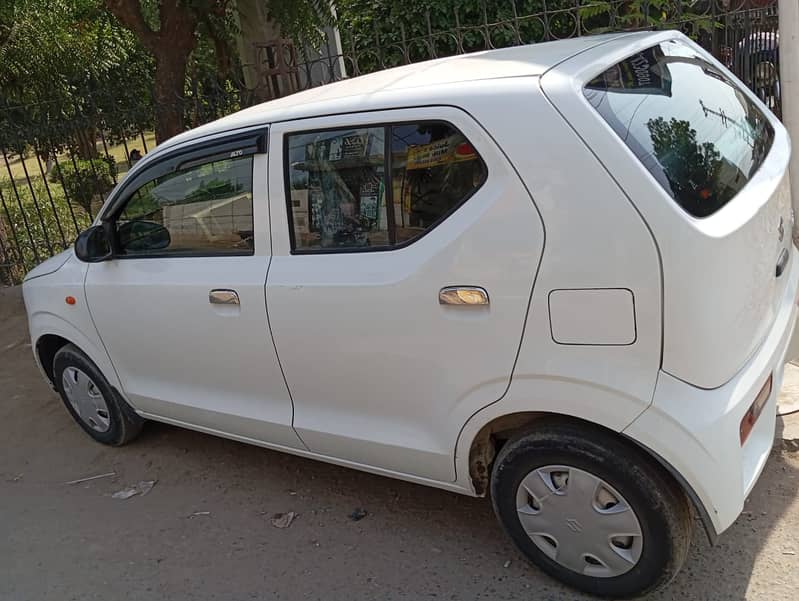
[{"left": 583, "top": 40, "right": 775, "bottom": 218}]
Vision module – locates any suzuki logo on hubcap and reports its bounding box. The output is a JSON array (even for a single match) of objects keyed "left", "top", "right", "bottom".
[{"left": 565, "top": 518, "right": 583, "bottom": 533}]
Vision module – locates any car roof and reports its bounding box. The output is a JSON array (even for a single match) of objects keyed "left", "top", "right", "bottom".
[{"left": 138, "top": 31, "right": 656, "bottom": 166}]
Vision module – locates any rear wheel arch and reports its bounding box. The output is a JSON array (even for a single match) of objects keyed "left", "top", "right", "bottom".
[{"left": 466, "top": 411, "right": 716, "bottom": 543}]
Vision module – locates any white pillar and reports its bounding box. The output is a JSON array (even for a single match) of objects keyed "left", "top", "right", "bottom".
[{"left": 780, "top": 0, "right": 799, "bottom": 238}]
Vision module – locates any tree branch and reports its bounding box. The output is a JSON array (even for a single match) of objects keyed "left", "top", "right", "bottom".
[{"left": 103, "top": 0, "right": 157, "bottom": 49}]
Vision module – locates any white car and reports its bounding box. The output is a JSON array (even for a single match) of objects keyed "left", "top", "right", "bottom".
[{"left": 22, "top": 31, "right": 799, "bottom": 597}]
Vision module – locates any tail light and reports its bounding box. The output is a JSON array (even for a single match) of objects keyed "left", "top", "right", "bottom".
[{"left": 740, "top": 374, "right": 773, "bottom": 446}]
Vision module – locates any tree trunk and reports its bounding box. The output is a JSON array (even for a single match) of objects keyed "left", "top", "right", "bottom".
[
  {"left": 153, "top": 51, "right": 191, "bottom": 143},
  {"left": 74, "top": 127, "right": 99, "bottom": 159},
  {"left": 104, "top": 0, "right": 199, "bottom": 144}
]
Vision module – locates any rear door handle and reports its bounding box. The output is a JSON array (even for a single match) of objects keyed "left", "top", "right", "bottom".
[
  {"left": 209, "top": 289, "right": 240, "bottom": 305},
  {"left": 439, "top": 286, "right": 489, "bottom": 306}
]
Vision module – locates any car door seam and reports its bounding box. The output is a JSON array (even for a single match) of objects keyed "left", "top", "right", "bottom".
[
  {"left": 264, "top": 140, "right": 311, "bottom": 452},
  {"left": 81, "top": 262, "right": 129, "bottom": 406},
  {"left": 448, "top": 102, "right": 547, "bottom": 483},
  {"left": 538, "top": 75, "right": 664, "bottom": 406}
]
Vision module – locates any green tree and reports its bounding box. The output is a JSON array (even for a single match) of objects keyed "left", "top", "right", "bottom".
[
  {"left": 646, "top": 116, "right": 724, "bottom": 216},
  {"left": 0, "top": 0, "right": 154, "bottom": 158},
  {"left": 104, "top": 0, "right": 334, "bottom": 143}
]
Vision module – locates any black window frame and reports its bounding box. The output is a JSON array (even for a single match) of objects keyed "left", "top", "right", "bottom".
[
  {"left": 100, "top": 128, "right": 267, "bottom": 260},
  {"left": 283, "top": 119, "right": 489, "bottom": 255}
]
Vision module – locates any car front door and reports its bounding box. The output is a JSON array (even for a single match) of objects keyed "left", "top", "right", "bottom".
[
  {"left": 266, "top": 108, "right": 544, "bottom": 481},
  {"left": 85, "top": 130, "right": 304, "bottom": 449}
]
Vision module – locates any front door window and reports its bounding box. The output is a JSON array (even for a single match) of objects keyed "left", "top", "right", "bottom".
[{"left": 118, "top": 155, "right": 255, "bottom": 256}]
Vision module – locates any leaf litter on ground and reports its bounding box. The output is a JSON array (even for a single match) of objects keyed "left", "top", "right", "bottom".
[{"left": 111, "top": 480, "right": 156, "bottom": 500}]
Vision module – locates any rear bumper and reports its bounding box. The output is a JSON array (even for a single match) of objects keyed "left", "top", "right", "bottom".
[{"left": 624, "top": 246, "right": 799, "bottom": 536}]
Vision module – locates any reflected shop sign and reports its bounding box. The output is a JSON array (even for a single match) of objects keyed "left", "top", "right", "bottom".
[
  {"left": 593, "top": 46, "right": 673, "bottom": 97},
  {"left": 406, "top": 135, "right": 478, "bottom": 170}
]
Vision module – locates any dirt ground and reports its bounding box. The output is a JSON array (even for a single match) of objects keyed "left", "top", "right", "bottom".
[{"left": 2, "top": 285, "right": 799, "bottom": 601}]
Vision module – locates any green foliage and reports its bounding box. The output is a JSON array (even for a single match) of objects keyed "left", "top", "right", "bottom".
[
  {"left": 578, "top": 0, "right": 719, "bottom": 36},
  {"left": 335, "top": 1, "right": 598, "bottom": 72},
  {"left": 0, "top": 0, "right": 155, "bottom": 154},
  {"left": 336, "top": 0, "right": 724, "bottom": 72},
  {"left": 50, "top": 158, "right": 116, "bottom": 215},
  {"left": 268, "top": 0, "right": 336, "bottom": 46},
  {"left": 0, "top": 177, "right": 90, "bottom": 281},
  {"left": 646, "top": 116, "right": 725, "bottom": 215}
]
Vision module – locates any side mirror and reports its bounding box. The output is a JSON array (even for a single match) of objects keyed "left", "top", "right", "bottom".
[
  {"left": 117, "top": 220, "right": 171, "bottom": 253},
  {"left": 74, "top": 224, "right": 113, "bottom": 263}
]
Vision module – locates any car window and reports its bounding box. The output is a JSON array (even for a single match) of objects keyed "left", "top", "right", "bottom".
[
  {"left": 390, "top": 123, "right": 487, "bottom": 245},
  {"left": 584, "top": 41, "right": 775, "bottom": 218},
  {"left": 118, "top": 155, "right": 254, "bottom": 255},
  {"left": 286, "top": 121, "right": 487, "bottom": 252},
  {"left": 286, "top": 127, "right": 389, "bottom": 251}
]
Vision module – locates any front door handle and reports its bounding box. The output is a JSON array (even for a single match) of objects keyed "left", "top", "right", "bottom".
[
  {"left": 439, "top": 286, "right": 489, "bottom": 306},
  {"left": 209, "top": 289, "right": 240, "bottom": 305},
  {"left": 776, "top": 248, "right": 789, "bottom": 278}
]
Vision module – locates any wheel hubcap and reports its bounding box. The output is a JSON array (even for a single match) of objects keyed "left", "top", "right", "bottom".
[
  {"left": 61, "top": 367, "right": 111, "bottom": 433},
  {"left": 516, "top": 465, "right": 643, "bottom": 578}
]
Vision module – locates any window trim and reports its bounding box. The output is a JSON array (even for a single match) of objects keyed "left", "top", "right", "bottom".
[
  {"left": 283, "top": 119, "right": 488, "bottom": 255},
  {"left": 101, "top": 129, "right": 266, "bottom": 260}
]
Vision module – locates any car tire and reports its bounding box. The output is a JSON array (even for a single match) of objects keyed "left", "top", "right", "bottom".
[
  {"left": 53, "top": 344, "right": 144, "bottom": 446},
  {"left": 490, "top": 420, "right": 692, "bottom": 598}
]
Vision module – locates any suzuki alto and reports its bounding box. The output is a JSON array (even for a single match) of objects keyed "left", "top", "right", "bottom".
[{"left": 23, "top": 30, "right": 799, "bottom": 598}]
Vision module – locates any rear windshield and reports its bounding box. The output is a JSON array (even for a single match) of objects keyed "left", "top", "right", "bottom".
[{"left": 584, "top": 41, "right": 774, "bottom": 218}]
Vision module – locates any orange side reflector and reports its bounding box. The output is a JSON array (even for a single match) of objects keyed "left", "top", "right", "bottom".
[
  {"left": 65, "top": 296, "right": 76, "bottom": 306},
  {"left": 740, "top": 374, "right": 773, "bottom": 446}
]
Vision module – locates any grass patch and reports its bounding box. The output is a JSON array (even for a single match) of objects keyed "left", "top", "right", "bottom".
[
  {"left": 3, "top": 131, "right": 157, "bottom": 185},
  {"left": 0, "top": 132, "right": 158, "bottom": 283},
  {"left": 0, "top": 177, "right": 92, "bottom": 283}
]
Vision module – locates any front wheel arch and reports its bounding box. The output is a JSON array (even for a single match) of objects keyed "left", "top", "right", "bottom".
[{"left": 35, "top": 333, "right": 72, "bottom": 387}]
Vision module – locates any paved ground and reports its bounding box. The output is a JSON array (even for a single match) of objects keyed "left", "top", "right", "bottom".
[{"left": 2, "top": 284, "right": 799, "bottom": 601}]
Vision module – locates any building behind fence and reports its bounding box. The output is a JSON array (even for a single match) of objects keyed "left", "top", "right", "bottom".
[{"left": 0, "top": 0, "right": 782, "bottom": 285}]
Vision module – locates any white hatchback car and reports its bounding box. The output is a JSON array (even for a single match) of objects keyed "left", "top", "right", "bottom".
[{"left": 23, "top": 31, "right": 799, "bottom": 597}]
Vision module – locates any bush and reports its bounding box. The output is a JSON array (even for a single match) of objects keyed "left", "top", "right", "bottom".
[{"left": 49, "top": 156, "right": 117, "bottom": 214}]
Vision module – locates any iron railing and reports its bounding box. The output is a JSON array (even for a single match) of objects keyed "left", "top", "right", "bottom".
[{"left": 0, "top": 0, "right": 782, "bottom": 285}]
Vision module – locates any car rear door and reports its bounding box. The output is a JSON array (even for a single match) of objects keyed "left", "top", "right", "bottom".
[{"left": 265, "top": 107, "right": 543, "bottom": 481}]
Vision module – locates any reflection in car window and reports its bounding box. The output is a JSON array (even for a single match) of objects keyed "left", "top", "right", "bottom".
[
  {"left": 286, "top": 122, "right": 487, "bottom": 252},
  {"left": 391, "top": 123, "right": 486, "bottom": 245},
  {"left": 119, "top": 156, "right": 254, "bottom": 255},
  {"left": 584, "top": 41, "right": 774, "bottom": 218},
  {"left": 287, "top": 128, "right": 389, "bottom": 250}
]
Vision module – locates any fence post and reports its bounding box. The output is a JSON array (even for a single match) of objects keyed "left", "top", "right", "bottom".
[{"left": 780, "top": 0, "right": 799, "bottom": 238}]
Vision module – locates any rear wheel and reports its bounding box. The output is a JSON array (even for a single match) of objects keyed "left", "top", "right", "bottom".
[
  {"left": 490, "top": 421, "right": 692, "bottom": 598},
  {"left": 53, "top": 344, "right": 143, "bottom": 446}
]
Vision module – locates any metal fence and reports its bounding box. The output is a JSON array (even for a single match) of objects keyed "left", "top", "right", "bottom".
[{"left": 0, "top": 0, "right": 782, "bottom": 285}]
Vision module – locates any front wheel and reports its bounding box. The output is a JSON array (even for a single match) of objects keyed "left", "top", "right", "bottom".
[
  {"left": 490, "top": 421, "right": 693, "bottom": 598},
  {"left": 53, "top": 344, "right": 144, "bottom": 446}
]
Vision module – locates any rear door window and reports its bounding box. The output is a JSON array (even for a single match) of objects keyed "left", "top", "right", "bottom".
[
  {"left": 584, "top": 41, "right": 775, "bottom": 218},
  {"left": 285, "top": 121, "right": 487, "bottom": 252}
]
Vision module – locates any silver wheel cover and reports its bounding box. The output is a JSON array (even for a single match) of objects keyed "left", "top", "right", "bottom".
[
  {"left": 516, "top": 465, "right": 643, "bottom": 578},
  {"left": 61, "top": 367, "right": 111, "bottom": 433}
]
